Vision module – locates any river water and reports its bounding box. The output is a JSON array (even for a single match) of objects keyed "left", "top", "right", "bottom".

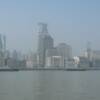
[{"left": 0, "top": 71, "right": 100, "bottom": 100}]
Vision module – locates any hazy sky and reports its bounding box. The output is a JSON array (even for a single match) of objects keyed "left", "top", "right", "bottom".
[{"left": 0, "top": 0, "right": 100, "bottom": 56}]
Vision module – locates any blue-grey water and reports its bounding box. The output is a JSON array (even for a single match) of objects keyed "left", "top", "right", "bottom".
[{"left": 0, "top": 71, "right": 100, "bottom": 100}]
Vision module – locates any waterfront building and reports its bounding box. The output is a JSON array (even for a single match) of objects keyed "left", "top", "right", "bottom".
[
  {"left": 37, "top": 23, "right": 54, "bottom": 67},
  {"left": 57, "top": 43, "right": 72, "bottom": 60},
  {"left": 32, "top": 53, "right": 38, "bottom": 68},
  {"left": 4, "top": 50, "right": 10, "bottom": 66},
  {"left": 92, "top": 50, "right": 100, "bottom": 60},
  {"left": 45, "top": 47, "right": 64, "bottom": 68},
  {"left": 86, "top": 42, "right": 92, "bottom": 62},
  {"left": 92, "top": 50, "right": 100, "bottom": 67},
  {"left": 12, "top": 50, "right": 18, "bottom": 60},
  {"left": 0, "top": 34, "right": 6, "bottom": 67},
  {"left": 46, "top": 56, "right": 63, "bottom": 68},
  {"left": 56, "top": 43, "right": 72, "bottom": 68},
  {"left": 25, "top": 52, "right": 33, "bottom": 68},
  {"left": 45, "top": 43, "right": 73, "bottom": 68},
  {"left": 46, "top": 47, "right": 59, "bottom": 57},
  {"left": 7, "top": 50, "right": 26, "bottom": 69},
  {"left": 78, "top": 56, "right": 90, "bottom": 68}
]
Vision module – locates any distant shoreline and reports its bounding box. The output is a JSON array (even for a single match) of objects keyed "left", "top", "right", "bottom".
[{"left": 0, "top": 68, "right": 100, "bottom": 71}]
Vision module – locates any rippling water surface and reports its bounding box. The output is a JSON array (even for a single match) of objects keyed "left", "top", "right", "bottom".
[{"left": 0, "top": 71, "right": 100, "bottom": 100}]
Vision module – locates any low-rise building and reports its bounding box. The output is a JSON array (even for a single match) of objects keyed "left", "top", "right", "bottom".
[
  {"left": 7, "top": 58, "right": 26, "bottom": 69},
  {"left": 45, "top": 48, "right": 64, "bottom": 68},
  {"left": 78, "top": 56, "right": 90, "bottom": 68},
  {"left": 46, "top": 56, "right": 64, "bottom": 68},
  {"left": 92, "top": 50, "right": 100, "bottom": 67}
]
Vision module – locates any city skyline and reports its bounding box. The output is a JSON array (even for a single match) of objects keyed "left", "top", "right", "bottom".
[{"left": 0, "top": 0, "right": 100, "bottom": 55}]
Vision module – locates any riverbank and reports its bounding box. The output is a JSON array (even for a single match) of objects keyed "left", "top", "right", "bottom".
[{"left": 0, "top": 68, "right": 100, "bottom": 71}]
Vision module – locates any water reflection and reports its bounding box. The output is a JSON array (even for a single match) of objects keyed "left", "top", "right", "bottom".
[
  {"left": 0, "top": 71, "right": 100, "bottom": 100},
  {"left": 33, "top": 71, "right": 54, "bottom": 100},
  {"left": 32, "top": 71, "right": 95, "bottom": 100}
]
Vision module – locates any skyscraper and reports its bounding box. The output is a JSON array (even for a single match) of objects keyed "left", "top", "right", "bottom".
[
  {"left": 0, "top": 34, "right": 6, "bottom": 67},
  {"left": 3, "top": 35, "right": 6, "bottom": 52},
  {"left": 37, "top": 23, "right": 54, "bottom": 67},
  {"left": 0, "top": 34, "right": 3, "bottom": 51},
  {"left": 87, "top": 42, "right": 92, "bottom": 61}
]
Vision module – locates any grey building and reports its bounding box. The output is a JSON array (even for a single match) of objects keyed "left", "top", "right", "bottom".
[
  {"left": 45, "top": 48, "right": 64, "bottom": 68},
  {"left": 57, "top": 43, "right": 72, "bottom": 60},
  {"left": 12, "top": 50, "right": 18, "bottom": 60},
  {"left": 46, "top": 47, "right": 59, "bottom": 57},
  {"left": 0, "top": 34, "right": 6, "bottom": 67},
  {"left": 78, "top": 56, "right": 90, "bottom": 68},
  {"left": 92, "top": 50, "right": 100, "bottom": 67},
  {"left": 8, "top": 50, "right": 26, "bottom": 69},
  {"left": 92, "top": 50, "right": 100, "bottom": 60},
  {"left": 37, "top": 23, "right": 54, "bottom": 67}
]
